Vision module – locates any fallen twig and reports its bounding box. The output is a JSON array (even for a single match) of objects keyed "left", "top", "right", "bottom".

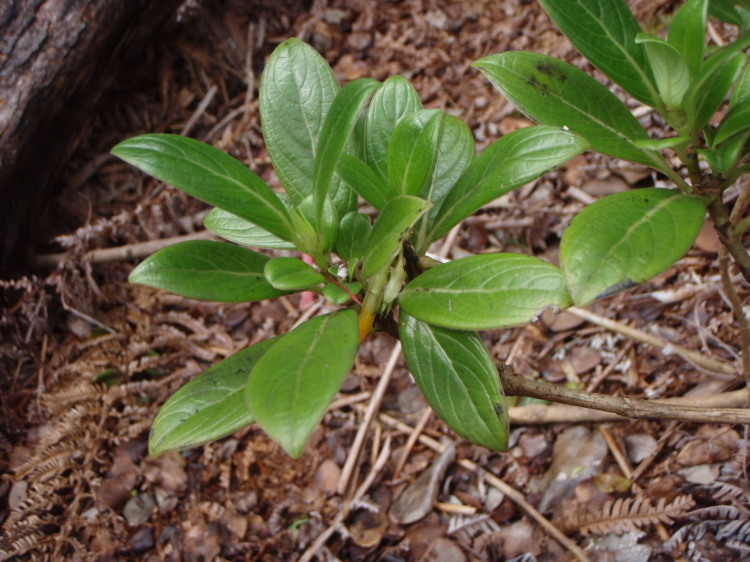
[
  {"left": 31, "top": 230, "right": 218, "bottom": 269},
  {"left": 337, "top": 342, "right": 401, "bottom": 496},
  {"left": 501, "top": 365, "right": 750, "bottom": 425}
]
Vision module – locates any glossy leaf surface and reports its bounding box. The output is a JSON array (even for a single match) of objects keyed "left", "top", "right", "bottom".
[
  {"left": 204, "top": 208, "right": 296, "bottom": 250},
  {"left": 420, "top": 114, "right": 474, "bottom": 208},
  {"left": 335, "top": 211, "right": 371, "bottom": 263},
  {"left": 399, "top": 254, "right": 572, "bottom": 330},
  {"left": 337, "top": 154, "right": 397, "bottom": 210},
  {"left": 713, "top": 97, "right": 750, "bottom": 146},
  {"left": 360, "top": 195, "right": 431, "bottom": 278},
  {"left": 429, "top": 126, "right": 588, "bottom": 242},
  {"left": 474, "top": 53, "right": 665, "bottom": 169},
  {"left": 636, "top": 34, "right": 690, "bottom": 110},
  {"left": 149, "top": 336, "right": 279, "bottom": 456},
  {"left": 560, "top": 188, "right": 706, "bottom": 306},
  {"left": 313, "top": 78, "right": 381, "bottom": 221},
  {"left": 365, "top": 75, "right": 423, "bottom": 179},
  {"left": 685, "top": 47, "right": 747, "bottom": 130},
  {"left": 730, "top": 64, "right": 750, "bottom": 108},
  {"left": 538, "top": 0, "right": 659, "bottom": 106},
  {"left": 129, "top": 240, "right": 286, "bottom": 302},
  {"left": 264, "top": 257, "right": 325, "bottom": 291},
  {"left": 112, "top": 134, "right": 293, "bottom": 241},
  {"left": 388, "top": 109, "right": 442, "bottom": 196},
  {"left": 668, "top": 0, "right": 707, "bottom": 76},
  {"left": 399, "top": 312, "right": 508, "bottom": 450},
  {"left": 259, "top": 38, "right": 339, "bottom": 204},
  {"left": 245, "top": 310, "right": 359, "bottom": 458},
  {"left": 323, "top": 281, "right": 362, "bottom": 304}
]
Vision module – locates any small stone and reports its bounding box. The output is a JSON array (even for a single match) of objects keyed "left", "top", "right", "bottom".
[
  {"left": 677, "top": 464, "right": 720, "bottom": 484},
  {"left": 123, "top": 493, "right": 156, "bottom": 526},
  {"left": 624, "top": 434, "right": 657, "bottom": 464},
  {"left": 129, "top": 526, "right": 155, "bottom": 553},
  {"left": 347, "top": 32, "right": 372, "bottom": 50}
]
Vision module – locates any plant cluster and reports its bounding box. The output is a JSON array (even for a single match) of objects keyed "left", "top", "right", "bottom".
[{"left": 112, "top": 0, "right": 750, "bottom": 459}]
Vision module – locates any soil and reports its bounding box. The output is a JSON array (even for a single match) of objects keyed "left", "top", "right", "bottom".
[{"left": 2, "top": 0, "right": 749, "bottom": 560}]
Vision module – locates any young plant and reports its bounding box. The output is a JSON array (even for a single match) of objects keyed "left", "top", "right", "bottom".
[
  {"left": 112, "top": 0, "right": 750, "bottom": 459},
  {"left": 112, "top": 38, "right": 586, "bottom": 458}
]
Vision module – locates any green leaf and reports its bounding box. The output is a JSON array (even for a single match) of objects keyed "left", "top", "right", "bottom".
[
  {"left": 473, "top": 52, "right": 666, "bottom": 169},
  {"left": 684, "top": 44, "right": 748, "bottom": 131},
  {"left": 730, "top": 62, "right": 750, "bottom": 107},
  {"left": 111, "top": 134, "right": 293, "bottom": 241},
  {"left": 699, "top": 131, "right": 749, "bottom": 171},
  {"left": 335, "top": 212, "right": 371, "bottom": 263},
  {"left": 388, "top": 109, "right": 442, "bottom": 196},
  {"left": 245, "top": 310, "right": 359, "bottom": 458},
  {"left": 713, "top": 96, "right": 750, "bottom": 146},
  {"left": 634, "top": 136, "right": 692, "bottom": 151},
  {"left": 538, "top": 0, "right": 660, "bottom": 107},
  {"left": 149, "top": 336, "right": 280, "bottom": 456},
  {"left": 313, "top": 78, "right": 381, "bottom": 222},
  {"left": 129, "top": 240, "right": 287, "bottom": 302},
  {"left": 295, "top": 194, "right": 338, "bottom": 257},
  {"left": 428, "top": 126, "right": 588, "bottom": 242},
  {"left": 560, "top": 188, "right": 706, "bottom": 306},
  {"left": 416, "top": 114, "right": 475, "bottom": 246},
  {"left": 668, "top": 0, "right": 708, "bottom": 76},
  {"left": 399, "top": 312, "right": 508, "bottom": 450},
  {"left": 322, "top": 281, "right": 362, "bottom": 304},
  {"left": 365, "top": 75, "right": 423, "bottom": 179},
  {"left": 420, "top": 114, "right": 475, "bottom": 208},
  {"left": 635, "top": 34, "right": 691, "bottom": 110},
  {"left": 203, "top": 208, "right": 296, "bottom": 250},
  {"left": 709, "top": 0, "right": 745, "bottom": 26},
  {"left": 360, "top": 195, "right": 432, "bottom": 279},
  {"left": 337, "top": 154, "right": 398, "bottom": 209},
  {"left": 264, "top": 257, "right": 325, "bottom": 291},
  {"left": 399, "top": 254, "right": 573, "bottom": 330},
  {"left": 259, "top": 38, "right": 339, "bottom": 204}
]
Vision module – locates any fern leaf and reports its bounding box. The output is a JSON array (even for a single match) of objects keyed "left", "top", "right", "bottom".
[{"left": 561, "top": 494, "right": 695, "bottom": 535}]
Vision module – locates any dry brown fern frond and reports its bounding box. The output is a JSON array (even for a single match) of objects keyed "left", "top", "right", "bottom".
[
  {"left": 667, "top": 503, "right": 750, "bottom": 557},
  {"left": 559, "top": 494, "right": 695, "bottom": 535},
  {"left": 697, "top": 479, "right": 750, "bottom": 506}
]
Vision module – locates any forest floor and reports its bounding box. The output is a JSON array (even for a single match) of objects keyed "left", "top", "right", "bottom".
[{"left": 2, "top": 0, "right": 750, "bottom": 560}]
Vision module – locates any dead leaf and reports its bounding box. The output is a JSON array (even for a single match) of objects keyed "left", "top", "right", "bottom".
[
  {"left": 142, "top": 451, "right": 187, "bottom": 494},
  {"left": 313, "top": 459, "right": 340, "bottom": 496},
  {"left": 695, "top": 221, "right": 721, "bottom": 253},
  {"left": 402, "top": 518, "right": 446, "bottom": 559},
  {"left": 677, "top": 464, "right": 721, "bottom": 484},
  {"left": 624, "top": 434, "right": 657, "bottom": 465},
  {"left": 593, "top": 473, "right": 631, "bottom": 494},
  {"left": 533, "top": 426, "right": 607, "bottom": 513},
  {"left": 493, "top": 519, "right": 543, "bottom": 559},
  {"left": 426, "top": 536, "right": 467, "bottom": 561},
  {"left": 390, "top": 444, "right": 455, "bottom": 524},
  {"left": 349, "top": 507, "right": 389, "bottom": 548},
  {"left": 96, "top": 452, "right": 139, "bottom": 509},
  {"left": 518, "top": 432, "right": 548, "bottom": 459},
  {"left": 567, "top": 346, "right": 601, "bottom": 375},
  {"left": 582, "top": 175, "right": 630, "bottom": 196},
  {"left": 123, "top": 493, "right": 155, "bottom": 526},
  {"left": 675, "top": 426, "right": 739, "bottom": 466},
  {"left": 540, "top": 309, "right": 586, "bottom": 332}
]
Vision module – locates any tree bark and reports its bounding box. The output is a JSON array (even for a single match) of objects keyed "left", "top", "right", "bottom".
[{"left": 0, "top": 0, "right": 183, "bottom": 274}]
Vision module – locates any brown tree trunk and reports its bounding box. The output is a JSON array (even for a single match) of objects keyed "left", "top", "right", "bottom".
[{"left": 0, "top": 0, "right": 183, "bottom": 274}]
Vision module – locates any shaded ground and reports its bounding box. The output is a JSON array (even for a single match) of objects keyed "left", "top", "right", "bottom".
[{"left": 2, "top": 0, "right": 750, "bottom": 560}]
